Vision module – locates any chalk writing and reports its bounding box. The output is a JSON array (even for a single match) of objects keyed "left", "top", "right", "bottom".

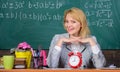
[
  {"left": 0, "top": 12, "right": 62, "bottom": 21},
  {"left": 28, "top": 1, "right": 63, "bottom": 9},
  {"left": 0, "top": 1, "right": 25, "bottom": 9},
  {"left": 86, "top": 10, "right": 112, "bottom": 18},
  {"left": 84, "top": 0, "right": 112, "bottom": 9},
  {"left": 88, "top": 19, "right": 113, "bottom": 27},
  {"left": 0, "top": 0, "right": 63, "bottom": 9},
  {"left": 84, "top": 0, "right": 113, "bottom": 27},
  {"left": 0, "top": 0, "right": 114, "bottom": 27}
]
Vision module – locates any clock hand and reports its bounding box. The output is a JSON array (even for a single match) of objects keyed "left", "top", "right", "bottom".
[{"left": 73, "top": 57, "right": 75, "bottom": 62}]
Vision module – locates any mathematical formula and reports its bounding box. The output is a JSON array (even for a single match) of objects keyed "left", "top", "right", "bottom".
[
  {"left": 0, "top": 12, "right": 62, "bottom": 21},
  {"left": 0, "top": 0, "right": 63, "bottom": 9},
  {"left": 0, "top": 0, "right": 114, "bottom": 27}
]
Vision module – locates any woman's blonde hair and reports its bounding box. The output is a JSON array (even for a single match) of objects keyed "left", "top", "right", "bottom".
[{"left": 63, "top": 7, "right": 90, "bottom": 38}]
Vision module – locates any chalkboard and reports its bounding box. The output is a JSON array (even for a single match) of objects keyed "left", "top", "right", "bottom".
[{"left": 0, "top": 0, "right": 120, "bottom": 50}]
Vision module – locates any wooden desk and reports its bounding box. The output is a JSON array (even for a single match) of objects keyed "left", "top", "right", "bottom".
[{"left": 0, "top": 69, "right": 120, "bottom": 72}]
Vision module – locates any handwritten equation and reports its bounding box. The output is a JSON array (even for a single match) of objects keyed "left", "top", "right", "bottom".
[
  {"left": 0, "top": 0, "right": 63, "bottom": 22},
  {"left": 0, "top": 0, "right": 114, "bottom": 27},
  {"left": 0, "top": 12, "right": 62, "bottom": 21},
  {"left": 85, "top": 0, "right": 113, "bottom": 27},
  {"left": 0, "top": 0, "right": 63, "bottom": 9},
  {"left": 84, "top": 0, "right": 112, "bottom": 9}
]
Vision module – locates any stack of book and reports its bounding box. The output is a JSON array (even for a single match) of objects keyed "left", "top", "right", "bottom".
[{"left": 14, "top": 58, "right": 26, "bottom": 69}]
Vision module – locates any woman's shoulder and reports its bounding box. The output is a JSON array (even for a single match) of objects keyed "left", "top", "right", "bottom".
[
  {"left": 87, "top": 35, "right": 98, "bottom": 42},
  {"left": 87, "top": 35, "right": 96, "bottom": 38}
]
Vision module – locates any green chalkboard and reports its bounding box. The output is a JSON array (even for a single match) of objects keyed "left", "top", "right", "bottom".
[{"left": 0, "top": 0, "right": 120, "bottom": 50}]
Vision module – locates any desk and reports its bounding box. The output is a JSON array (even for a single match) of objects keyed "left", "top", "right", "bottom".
[{"left": 0, "top": 69, "right": 120, "bottom": 72}]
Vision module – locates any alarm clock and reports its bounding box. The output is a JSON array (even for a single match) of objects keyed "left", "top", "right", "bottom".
[{"left": 68, "top": 52, "right": 82, "bottom": 68}]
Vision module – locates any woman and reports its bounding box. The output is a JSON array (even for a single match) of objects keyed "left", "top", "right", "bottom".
[{"left": 47, "top": 7, "right": 106, "bottom": 69}]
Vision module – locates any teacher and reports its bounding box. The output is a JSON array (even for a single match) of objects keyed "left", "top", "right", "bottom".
[{"left": 47, "top": 7, "right": 106, "bottom": 69}]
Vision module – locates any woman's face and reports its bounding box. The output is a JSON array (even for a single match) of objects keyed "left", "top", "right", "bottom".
[{"left": 64, "top": 14, "right": 81, "bottom": 36}]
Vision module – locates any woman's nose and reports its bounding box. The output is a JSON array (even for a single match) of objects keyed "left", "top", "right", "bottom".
[
  {"left": 67, "top": 22, "right": 72, "bottom": 27},
  {"left": 67, "top": 24, "right": 71, "bottom": 28}
]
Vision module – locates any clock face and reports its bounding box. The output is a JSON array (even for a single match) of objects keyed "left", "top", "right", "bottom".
[{"left": 69, "top": 55, "right": 80, "bottom": 66}]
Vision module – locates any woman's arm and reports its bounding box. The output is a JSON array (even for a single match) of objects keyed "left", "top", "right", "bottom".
[
  {"left": 90, "top": 36, "right": 106, "bottom": 68},
  {"left": 78, "top": 36, "right": 106, "bottom": 68},
  {"left": 47, "top": 35, "right": 62, "bottom": 68}
]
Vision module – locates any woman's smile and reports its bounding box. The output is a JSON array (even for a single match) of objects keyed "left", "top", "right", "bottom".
[{"left": 64, "top": 14, "right": 81, "bottom": 36}]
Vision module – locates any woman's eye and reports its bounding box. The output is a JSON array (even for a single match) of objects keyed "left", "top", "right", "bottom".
[
  {"left": 64, "top": 20, "right": 68, "bottom": 23},
  {"left": 71, "top": 21, "right": 76, "bottom": 23}
]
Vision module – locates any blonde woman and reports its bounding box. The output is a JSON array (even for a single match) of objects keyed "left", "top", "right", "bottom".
[{"left": 47, "top": 7, "right": 106, "bottom": 69}]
